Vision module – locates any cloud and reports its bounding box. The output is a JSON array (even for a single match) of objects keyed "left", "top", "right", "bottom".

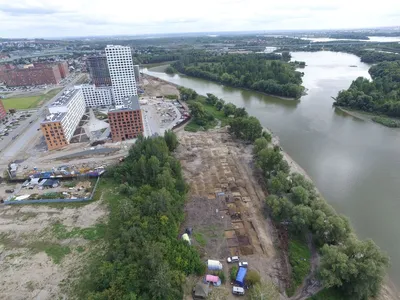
[{"left": 0, "top": 0, "right": 399, "bottom": 38}]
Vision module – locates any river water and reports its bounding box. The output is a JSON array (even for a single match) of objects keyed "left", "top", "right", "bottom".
[{"left": 143, "top": 51, "right": 400, "bottom": 286}]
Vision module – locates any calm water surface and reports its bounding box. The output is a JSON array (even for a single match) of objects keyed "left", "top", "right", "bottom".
[{"left": 144, "top": 51, "right": 400, "bottom": 285}]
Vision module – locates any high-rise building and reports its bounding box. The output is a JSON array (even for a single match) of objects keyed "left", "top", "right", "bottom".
[
  {"left": 75, "top": 84, "right": 113, "bottom": 108},
  {"left": 133, "top": 65, "right": 140, "bottom": 83},
  {"left": 41, "top": 89, "right": 86, "bottom": 150},
  {"left": 86, "top": 56, "right": 111, "bottom": 87},
  {"left": 0, "top": 100, "right": 7, "bottom": 121},
  {"left": 108, "top": 95, "right": 143, "bottom": 142},
  {"left": 105, "top": 45, "right": 137, "bottom": 105}
]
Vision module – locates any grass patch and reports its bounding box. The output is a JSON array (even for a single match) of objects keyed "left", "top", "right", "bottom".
[
  {"left": 44, "top": 245, "right": 71, "bottom": 264},
  {"left": 52, "top": 223, "right": 106, "bottom": 241},
  {"left": 193, "top": 232, "right": 207, "bottom": 246},
  {"left": 30, "top": 241, "right": 71, "bottom": 264},
  {"left": 286, "top": 238, "right": 311, "bottom": 297},
  {"left": 309, "top": 288, "right": 344, "bottom": 300},
  {"left": 2, "top": 88, "right": 62, "bottom": 110}
]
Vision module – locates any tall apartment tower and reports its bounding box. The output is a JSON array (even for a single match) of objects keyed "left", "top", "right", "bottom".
[
  {"left": 86, "top": 56, "right": 111, "bottom": 87},
  {"left": 105, "top": 45, "right": 137, "bottom": 105}
]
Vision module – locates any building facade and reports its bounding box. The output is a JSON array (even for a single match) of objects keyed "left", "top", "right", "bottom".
[
  {"left": 0, "top": 100, "right": 7, "bottom": 121},
  {"left": 0, "top": 62, "right": 68, "bottom": 87},
  {"left": 105, "top": 45, "right": 137, "bottom": 105},
  {"left": 108, "top": 95, "right": 143, "bottom": 142},
  {"left": 86, "top": 56, "right": 111, "bottom": 87},
  {"left": 42, "top": 89, "right": 86, "bottom": 150},
  {"left": 75, "top": 84, "right": 113, "bottom": 108}
]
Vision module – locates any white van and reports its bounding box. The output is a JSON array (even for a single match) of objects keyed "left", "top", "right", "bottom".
[{"left": 232, "top": 286, "right": 245, "bottom": 296}]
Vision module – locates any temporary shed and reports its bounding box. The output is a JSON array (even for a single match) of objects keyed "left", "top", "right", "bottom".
[
  {"left": 182, "top": 233, "right": 191, "bottom": 245},
  {"left": 193, "top": 282, "right": 209, "bottom": 299},
  {"left": 235, "top": 267, "right": 247, "bottom": 287},
  {"left": 205, "top": 275, "right": 221, "bottom": 286},
  {"left": 207, "top": 259, "right": 223, "bottom": 270}
]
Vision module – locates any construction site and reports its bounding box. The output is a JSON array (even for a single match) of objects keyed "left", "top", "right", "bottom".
[{"left": 176, "top": 128, "right": 286, "bottom": 298}]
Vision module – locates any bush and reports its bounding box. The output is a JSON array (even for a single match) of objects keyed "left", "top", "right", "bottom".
[
  {"left": 230, "top": 265, "right": 238, "bottom": 281},
  {"left": 216, "top": 270, "right": 226, "bottom": 284},
  {"left": 246, "top": 270, "right": 261, "bottom": 286}
]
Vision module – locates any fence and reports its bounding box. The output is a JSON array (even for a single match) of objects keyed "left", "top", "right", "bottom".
[{"left": 4, "top": 176, "right": 101, "bottom": 205}]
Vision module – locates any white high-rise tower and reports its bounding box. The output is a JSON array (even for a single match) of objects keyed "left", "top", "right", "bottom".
[{"left": 105, "top": 45, "right": 137, "bottom": 105}]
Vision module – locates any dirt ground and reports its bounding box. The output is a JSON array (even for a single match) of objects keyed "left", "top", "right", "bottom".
[
  {"left": 0, "top": 200, "right": 107, "bottom": 300},
  {"left": 142, "top": 74, "right": 179, "bottom": 97},
  {"left": 176, "top": 128, "right": 286, "bottom": 299}
]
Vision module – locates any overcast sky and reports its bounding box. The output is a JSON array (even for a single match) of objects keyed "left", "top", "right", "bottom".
[{"left": 0, "top": 0, "right": 399, "bottom": 38}]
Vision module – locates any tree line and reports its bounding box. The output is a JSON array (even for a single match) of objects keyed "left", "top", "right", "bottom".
[
  {"left": 252, "top": 137, "right": 389, "bottom": 299},
  {"left": 334, "top": 61, "right": 400, "bottom": 117},
  {"left": 172, "top": 52, "right": 305, "bottom": 99},
  {"left": 75, "top": 133, "right": 204, "bottom": 299}
]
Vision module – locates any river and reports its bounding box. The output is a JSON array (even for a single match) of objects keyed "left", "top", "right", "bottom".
[{"left": 143, "top": 51, "right": 400, "bottom": 286}]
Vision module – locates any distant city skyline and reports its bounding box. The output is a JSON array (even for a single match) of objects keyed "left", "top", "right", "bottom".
[{"left": 0, "top": 0, "right": 399, "bottom": 38}]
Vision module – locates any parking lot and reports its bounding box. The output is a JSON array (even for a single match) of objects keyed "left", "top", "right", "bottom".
[{"left": 0, "top": 110, "right": 40, "bottom": 154}]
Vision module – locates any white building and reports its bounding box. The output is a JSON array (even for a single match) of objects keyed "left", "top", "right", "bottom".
[
  {"left": 75, "top": 84, "right": 113, "bottom": 107},
  {"left": 105, "top": 45, "right": 137, "bottom": 105},
  {"left": 48, "top": 89, "right": 86, "bottom": 142}
]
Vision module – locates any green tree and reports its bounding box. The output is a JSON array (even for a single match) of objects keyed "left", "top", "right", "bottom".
[
  {"left": 255, "top": 147, "right": 284, "bottom": 177},
  {"left": 229, "top": 117, "right": 263, "bottom": 141},
  {"left": 253, "top": 137, "right": 269, "bottom": 154},
  {"left": 165, "top": 66, "right": 176, "bottom": 74},
  {"left": 269, "top": 171, "right": 291, "bottom": 195},
  {"left": 223, "top": 103, "right": 237, "bottom": 116},
  {"left": 188, "top": 102, "right": 206, "bottom": 120},
  {"left": 206, "top": 93, "right": 218, "bottom": 105},
  {"left": 234, "top": 107, "right": 248, "bottom": 118},
  {"left": 164, "top": 130, "right": 178, "bottom": 151},
  {"left": 215, "top": 99, "right": 225, "bottom": 111},
  {"left": 319, "top": 237, "right": 389, "bottom": 300}
]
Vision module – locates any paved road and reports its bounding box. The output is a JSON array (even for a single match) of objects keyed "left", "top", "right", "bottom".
[{"left": 0, "top": 73, "right": 86, "bottom": 161}]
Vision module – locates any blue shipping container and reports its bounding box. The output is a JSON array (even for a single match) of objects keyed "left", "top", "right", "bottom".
[{"left": 235, "top": 267, "right": 247, "bottom": 287}]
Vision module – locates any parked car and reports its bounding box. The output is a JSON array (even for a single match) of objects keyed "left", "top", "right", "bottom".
[
  {"left": 232, "top": 286, "right": 245, "bottom": 296},
  {"left": 5, "top": 189, "right": 14, "bottom": 193},
  {"left": 239, "top": 261, "right": 248, "bottom": 268},
  {"left": 227, "top": 256, "right": 239, "bottom": 263}
]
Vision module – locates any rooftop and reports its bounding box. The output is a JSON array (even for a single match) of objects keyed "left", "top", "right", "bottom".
[
  {"left": 109, "top": 95, "right": 140, "bottom": 112},
  {"left": 51, "top": 89, "right": 79, "bottom": 107},
  {"left": 41, "top": 112, "right": 66, "bottom": 123}
]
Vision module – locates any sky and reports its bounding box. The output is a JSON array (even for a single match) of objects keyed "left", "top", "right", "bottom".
[{"left": 0, "top": 0, "right": 400, "bottom": 38}]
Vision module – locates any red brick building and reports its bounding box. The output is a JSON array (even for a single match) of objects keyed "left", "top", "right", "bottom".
[
  {"left": 0, "top": 100, "right": 7, "bottom": 121},
  {"left": 0, "top": 62, "right": 69, "bottom": 87},
  {"left": 108, "top": 96, "right": 144, "bottom": 142}
]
